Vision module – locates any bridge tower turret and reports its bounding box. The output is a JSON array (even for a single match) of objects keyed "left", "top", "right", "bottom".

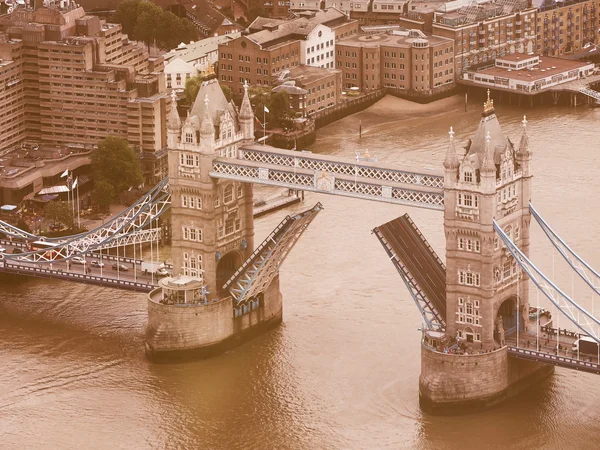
[
  {"left": 238, "top": 82, "right": 255, "bottom": 144},
  {"left": 419, "top": 92, "right": 552, "bottom": 413},
  {"left": 167, "top": 91, "right": 181, "bottom": 149}
]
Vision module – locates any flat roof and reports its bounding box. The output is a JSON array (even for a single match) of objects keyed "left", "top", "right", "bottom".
[
  {"left": 496, "top": 53, "right": 538, "bottom": 63},
  {"left": 338, "top": 31, "right": 452, "bottom": 48},
  {"left": 289, "top": 65, "right": 340, "bottom": 84},
  {"left": 475, "top": 56, "right": 593, "bottom": 83}
]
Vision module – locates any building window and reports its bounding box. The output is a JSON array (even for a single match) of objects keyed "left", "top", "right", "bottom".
[
  {"left": 458, "top": 269, "right": 481, "bottom": 286},
  {"left": 464, "top": 171, "right": 473, "bottom": 182},
  {"left": 225, "top": 216, "right": 235, "bottom": 235},
  {"left": 456, "top": 296, "right": 481, "bottom": 327},
  {"left": 236, "top": 184, "right": 243, "bottom": 198},
  {"left": 224, "top": 184, "right": 233, "bottom": 203}
]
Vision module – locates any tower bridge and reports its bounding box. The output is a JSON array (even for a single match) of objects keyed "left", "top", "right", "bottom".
[{"left": 1, "top": 83, "right": 599, "bottom": 412}]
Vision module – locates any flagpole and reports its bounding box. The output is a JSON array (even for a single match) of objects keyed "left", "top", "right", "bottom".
[
  {"left": 263, "top": 105, "right": 266, "bottom": 146},
  {"left": 76, "top": 180, "right": 80, "bottom": 229}
]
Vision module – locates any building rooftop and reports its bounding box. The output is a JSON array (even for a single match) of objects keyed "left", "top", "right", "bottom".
[
  {"left": 164, "top": 34, "right": 241, "bottom": 64},
  {"left": 338, "top": 30, "right": 451, "bottom": 48},
  {"left": 475, "top": 55, "right": 592, "bottom": 84},
  {"left": 246, "top": 7, "right": 352, "bottom": 47},
  {"left": 289, "top": 64, "right": 340, "bottom": 84},
  {"left": 435, "top": 0, "right": 530, "bottom": 26}
]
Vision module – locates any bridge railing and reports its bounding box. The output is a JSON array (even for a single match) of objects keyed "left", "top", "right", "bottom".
[
  {"left": 1, "top": 262, "right": 155, "bottom": 292},
  {"left": 508, "top": 346, "right": 600, "bottom": 375}
]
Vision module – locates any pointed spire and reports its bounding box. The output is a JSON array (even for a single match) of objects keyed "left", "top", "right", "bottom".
[
  {"left": 200, "top": 94, "right": 213, "bottom": 137},
  {"left": 240, "top": 80, "right": 253, "bottom": 119},
  {"left": 167, "top": 90, "right": 181, "bottom": 131},
  {"left": 443, "top": 126, "right": 460, "bottom": 170},
  {"left": 481, "top": 131, "right": 496, "bottom": 173},
  {"left": 517, "top": 115, "right": 531, "bottom": 155}
]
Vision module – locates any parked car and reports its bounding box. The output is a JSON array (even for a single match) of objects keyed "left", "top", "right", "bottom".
[
  {"left": 156, "top": 267, "right": 170, "bottom": 277},
  {"left": 112, "top": 263, "right": 129, "bottom": 271},
  {"left": 72, "top": 256, "right": 86, "bottom": 265},
  {"left": 91, "top": 260, "right": 105, "bottom": 268}
]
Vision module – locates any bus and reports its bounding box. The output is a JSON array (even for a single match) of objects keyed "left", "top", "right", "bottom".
[{"left": 29, "top": 240, "right": 59, "bottom": 259}]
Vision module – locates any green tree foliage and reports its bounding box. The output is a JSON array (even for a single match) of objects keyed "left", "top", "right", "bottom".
[
  {"left": 220, "top": 83, "right": 233, "bottom": 103},
  {"left": 45, "top": 201, "right": 74, "bottom": 230},
  {"left": 91, "top": 180, "right": 115, "bottom": 213},
  {"left": 113, "top": 0, "right": 198, "bottom": 50},
  {"left": 248, "top": 87, "right": 290, "bottom": 128},
  {"left": 244, "top": 6, "right": 267, "bottom": 26},
  {"left": 184, "top": 74, "right": 204, "bottom": 105},
  {"left": 91, "top": 137, "right": 143, "bottom": 200}
]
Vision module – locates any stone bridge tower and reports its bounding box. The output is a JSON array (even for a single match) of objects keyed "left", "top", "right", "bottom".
[
  {"left": 167, "top": 81, "right": 255, "bottom": 297},
  {"left": 443, "top": 94, "right": 532, "bottom": 350},
  {"left": 419, "top": 94, "right": 553, "bottom": 413},
  {"left": 146, "top": 81, "right": 286, "bottom": 360}
]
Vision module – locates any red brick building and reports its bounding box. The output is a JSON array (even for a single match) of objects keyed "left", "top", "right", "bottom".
[{"left": 336, "top": 29, "right": 455, "bottom": 95}]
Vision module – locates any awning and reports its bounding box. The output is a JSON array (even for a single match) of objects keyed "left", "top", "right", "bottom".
[
  {"left": 1, "top": 205, "right": 17, "bottom": 211},
  {"left": 32, "top": 194, "right": 59, "bottom": 203},
  {"left": 38, "top": 185, "right": 69, "bottom": 195}
]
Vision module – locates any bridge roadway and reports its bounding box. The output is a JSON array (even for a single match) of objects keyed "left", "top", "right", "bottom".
[
  {"left": 505, "top": 324, "right": 600, "bottom": 375},
  {"left": 0, "top": 242, "right": 159, "bottom": 292},
  {"left": 376, "top": 214, "right": 446, "bottom": 322}
]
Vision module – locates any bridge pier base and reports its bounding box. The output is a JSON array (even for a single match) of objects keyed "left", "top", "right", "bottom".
[
  {"left": 419, "top": 345, "right": 554, "bottom": 414},
  {"left": 145, "top": 275, "right": 283, "bottom": 361}
]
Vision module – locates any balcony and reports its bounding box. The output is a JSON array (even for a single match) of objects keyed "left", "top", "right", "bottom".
[{"left": 516, "top": 21, "right": 522, "bottom": 25}]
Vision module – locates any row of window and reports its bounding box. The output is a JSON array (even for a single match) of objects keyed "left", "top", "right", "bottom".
[
  {"left": 218, "top": 215, "right": 242, "bottom": 238},
  {"left": 306, "top": 40, "right": 334, "bottom": 53},
  {"left": 458, "top": 270, "right": 481, "bottom": 287},
  {"left": 457, "top": 193, "right": 479, "bottom": 208},
  {"left": 181, "top": 194, "right": 203, "bottom": 210},
  {"left": 456, "top": 296, "right": 481, "bottom": 326},
  {"left": 182, "top": 226, "right": 203, "bottom": 242},
  {"left": 458, "top": 237, "right": 481, "bottom": 253},
  {"left": 182, "top": 252, "right": 203, "bottom": 278}
]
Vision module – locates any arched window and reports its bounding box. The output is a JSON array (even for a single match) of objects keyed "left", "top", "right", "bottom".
[{"left": 224, "top": 184, "right": 233, "bottom": 204}]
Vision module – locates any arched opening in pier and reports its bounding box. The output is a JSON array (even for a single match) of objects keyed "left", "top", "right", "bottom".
[
  {"left": 495, "top": 296, "right": 519, "bottom": 344},
  {"left": 216, "top": 250, "right": 243, "bottom": 295}
]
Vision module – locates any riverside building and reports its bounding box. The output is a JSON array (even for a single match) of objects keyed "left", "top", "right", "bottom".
[
  {"left": 0, "top": 4, "right": 171, "bottom": 182},
  {"left": 336, "top": 29, "right": 455, "bottom": 96}
]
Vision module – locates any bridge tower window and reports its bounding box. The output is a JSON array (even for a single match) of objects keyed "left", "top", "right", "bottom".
[{"left": 224, "top": 184, "right": 234, "bottom": 204}]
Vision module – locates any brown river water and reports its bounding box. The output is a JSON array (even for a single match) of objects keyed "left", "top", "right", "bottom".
[{"left": 1, "top": 95, "right": 600, "bottom": 449}]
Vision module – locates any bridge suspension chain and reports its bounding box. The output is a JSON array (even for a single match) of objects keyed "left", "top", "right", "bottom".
[
  {"left": 494, "top": 221, "right": 600, "bottom": 344},
  {"left": 530, "top": 202, "right": 600, "bottom": 296}
]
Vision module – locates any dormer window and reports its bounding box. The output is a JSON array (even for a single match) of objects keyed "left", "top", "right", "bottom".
[
  {"left": 464, "top": 171, "right": 473, "bottom": 183},
  {"left": 185, "top": 132, "right": 194, "bottom": 144}
]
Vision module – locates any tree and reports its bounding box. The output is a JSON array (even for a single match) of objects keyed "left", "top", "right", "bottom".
[
  {"left": 248, "top": 87, "right": 290, "bottom": 128},
  {"left": 45, "top": 201, "right": 74, "bottom": 230},
  {"left": 92, "top": 180, "right": 115, "bottom": 213},
  {"left": 184, "top": 74, "right": 204, "bottom": 105},
  {"left": 220, "top": 83, "right": 233, "bottom": 103},
  {"left": 112, "top": 0, "right": 198, "bottom": 50},
  {"left": 244, "top": 6, "right": 267, "bottom": 26},
  {"left": 270, "top": 91, "right": 290, "bottom": 126},
  {"left": 91, "top": 137, "right": 143, "bottom": 198}
]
